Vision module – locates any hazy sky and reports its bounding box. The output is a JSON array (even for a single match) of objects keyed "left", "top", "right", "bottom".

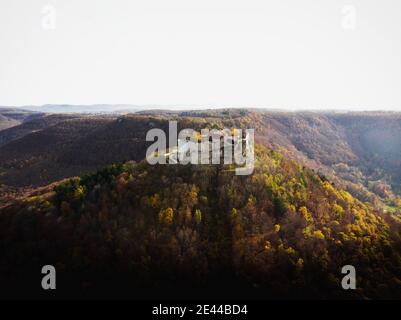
[{"left": 1, "top": 0, "right": 401, "bottom": 110}]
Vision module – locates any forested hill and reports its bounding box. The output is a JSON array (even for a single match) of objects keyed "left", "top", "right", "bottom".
[
  {"left": 1, "top": 145, "right": 401, "bottom": 299},
  {"left": 0, "top": 110, "right": 400, "bottom": 213}
]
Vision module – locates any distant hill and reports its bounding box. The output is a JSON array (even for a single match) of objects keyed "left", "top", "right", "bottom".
[
  {"left": 0, "top": 107, "right": 42, "bottom": 131},
  {"left": 0, "top": 114, "right": 119, "bottom": 186},
  {"left": 0, "top": 113, "right": 92, "bottom": 147},
  {"left": 0, "top": 114, "right": 18, "bottom": 131},
  {"left": 20, "top": 104, "right": 143, "bottom": 114}
]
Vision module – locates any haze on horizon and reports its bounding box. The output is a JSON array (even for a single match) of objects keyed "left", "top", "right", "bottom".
[{"left": 1, "top": 0, "right": 401, "bottom": 111}]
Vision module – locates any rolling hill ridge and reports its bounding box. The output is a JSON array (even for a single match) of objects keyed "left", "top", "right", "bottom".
[{"left": 1, "top": 110, "right": 400, "bottom": 211}]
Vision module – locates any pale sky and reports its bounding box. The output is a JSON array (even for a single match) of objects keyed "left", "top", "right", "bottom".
[{"left": 1, "top": 0, "right": 401, "bottom": 110}]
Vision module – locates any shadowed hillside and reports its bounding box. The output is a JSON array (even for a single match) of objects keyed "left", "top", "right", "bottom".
[{"left": 1, "top": 145, "right": 401, "bottom": 299}]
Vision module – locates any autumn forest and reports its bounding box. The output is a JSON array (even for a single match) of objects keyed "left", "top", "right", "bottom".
[{"left": 0, "top": 107, "right": 401, "bottom": 299}]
